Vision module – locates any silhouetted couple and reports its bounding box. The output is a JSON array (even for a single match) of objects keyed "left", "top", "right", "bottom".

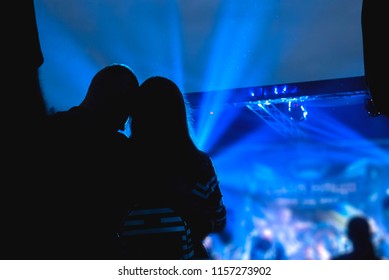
[
  {"left": 3, "top": 50, "right": 227, "bottom": 260},
  {"left": 3, "top": 3, "right": 227, "bottom": 259},
  {"left": 45, "top": 66, "right": 227, "bottom": 260}
]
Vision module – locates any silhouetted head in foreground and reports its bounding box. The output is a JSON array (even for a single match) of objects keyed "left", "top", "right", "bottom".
[
  {"left": 332, "top": 215, "right": 381, "bottom": 260},
  {"left": 347, "top": 216, "right": 371, "bottom": 245}
]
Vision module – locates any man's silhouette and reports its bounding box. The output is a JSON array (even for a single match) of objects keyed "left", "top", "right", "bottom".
[{"left": 43, "top": 63, "right": 139, "bottom": 259}]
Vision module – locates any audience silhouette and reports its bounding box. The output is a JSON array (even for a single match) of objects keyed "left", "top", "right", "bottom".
[
  {"left": 1, "top": 0, "right": 50, "bottom": 259},
  {"left": 331, "top": 215, "right": 381, "bottom": 260},
  {"left": 10, "top": 0, "right": 47, "bottom": 132},
  {"left": 117, "top": 76, "right": 227, "bottom": 259},
  {"left": 361, "top": 0, "right": 389, "bottom": 116}
]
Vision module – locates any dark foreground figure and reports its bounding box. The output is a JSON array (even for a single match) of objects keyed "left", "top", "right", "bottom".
[{"left": 331, "top": 216, "right": 381, "bottom": 260}]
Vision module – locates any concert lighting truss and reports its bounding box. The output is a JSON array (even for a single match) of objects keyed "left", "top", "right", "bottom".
[{"left": 186, "top": 76, "right": 369, "bottom": 138}]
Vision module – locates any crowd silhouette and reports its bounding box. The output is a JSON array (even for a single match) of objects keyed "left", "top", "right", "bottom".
[{"left": 2, "top": 0, "right": 386, "bottom": 261}]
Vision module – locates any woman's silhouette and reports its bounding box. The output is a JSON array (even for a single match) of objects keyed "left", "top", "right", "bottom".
[{"left": 118, "top": 76, "right": 227, "bottom": 259}]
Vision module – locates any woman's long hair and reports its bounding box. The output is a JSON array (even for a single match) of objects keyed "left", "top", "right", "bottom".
[{"left": 130, "top": 76, "right": 202, "bottom": 180}]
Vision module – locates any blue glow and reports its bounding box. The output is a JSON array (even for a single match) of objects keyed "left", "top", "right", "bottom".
[
  {"left": 36, "top": 4, "right": 96, "bottom": 111},
  {"left": 194, "top": 98, "right": 239, "bottom": 151},
  {"left": 35, "top": 0, "right": 389, "bottom": 260}
]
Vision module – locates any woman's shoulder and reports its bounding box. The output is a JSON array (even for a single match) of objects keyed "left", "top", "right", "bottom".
[
  {"left": 194, "top": 150, "right": 214, "bottom": 167},
  {"left": 188, "top": 150, "right": 218, "bottom": 181}
]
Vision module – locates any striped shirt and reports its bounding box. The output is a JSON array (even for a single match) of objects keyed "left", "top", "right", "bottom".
[
  {"left": 118, "top": 150, "right": 227, "bottom": 259},
  {"left": 118, "top": 204, "right": 194, "bottom": 260}
]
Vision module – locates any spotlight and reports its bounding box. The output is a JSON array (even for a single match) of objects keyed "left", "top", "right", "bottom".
[{"left": 287, "top": 101, "right": 307, "bottom": 122}]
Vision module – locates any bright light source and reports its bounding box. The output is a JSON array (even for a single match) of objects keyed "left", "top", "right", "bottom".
[{"left": 287, "top": 101, "right": 307, "bottom": 122}]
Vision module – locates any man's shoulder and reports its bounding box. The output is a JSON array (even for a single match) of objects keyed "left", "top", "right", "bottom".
[
  {"left": 47, "top": 107, "right": 92, "bottom": 132},
  {"left": 47, "top": 106, "right": 86, "bottom": 121}
]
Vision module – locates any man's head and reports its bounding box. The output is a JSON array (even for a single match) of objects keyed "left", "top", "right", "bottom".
[{"left": 80, "top": 63, "right": 139, "bottom": 132}]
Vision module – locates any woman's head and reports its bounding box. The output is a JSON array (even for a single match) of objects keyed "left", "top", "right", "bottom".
[{"left": 131, "top": 76, "right": 193, "bottom": 145}]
